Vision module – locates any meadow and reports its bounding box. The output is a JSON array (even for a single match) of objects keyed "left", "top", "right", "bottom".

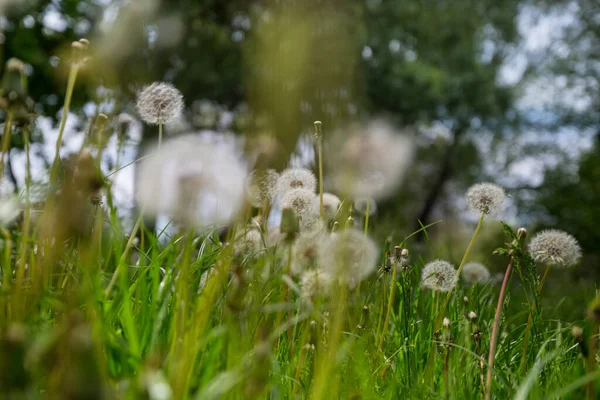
[{"left": 0, "top": 38, "right": 597, "bottom": 400}]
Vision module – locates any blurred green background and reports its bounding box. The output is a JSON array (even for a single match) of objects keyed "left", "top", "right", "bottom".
[{"left": 0, "top": 0, "right": 598, "bottom": 319}]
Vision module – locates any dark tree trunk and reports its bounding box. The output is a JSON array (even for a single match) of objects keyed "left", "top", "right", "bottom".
[{"left": 413, "top": 127, "right": 464, "bottom": 234}]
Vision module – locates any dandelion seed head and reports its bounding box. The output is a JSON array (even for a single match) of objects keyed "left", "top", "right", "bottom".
[
  {"left": 281, "top": 188, "right": 315, "bottom": 218},
  {"left": 461, "top": 262, "right": 491, "bottom": 285},
  {"left": 466, "top": 182, "right": 505, "bottom": 216},
  {"left": 443, "top": 317, "right": 451, "bottom": 328},
  {"left": 528, "top": 229, "right": 581, "bottom": 267},
  {"left": 136, "top": 134, "right": 247, "bottom": 231},
  {"left": 421, "top": 260, "right": 458, "bottom": 292},
  {"left": 354, "top": 197, "right": 376, "bottom": 216},
  {"left": 267, "top": 227, "right": 286, "bottom": 247},
  {"left": 468, "top": 311, "right": 477, "bottom": 320},
  {"left": 299, "top": 215, "right": 326, "bottom": 233},
  {"left": 276, "top": 168, "right": 316, "bottom": 197},
  {"left": 290, "top": 228, "right": 326, "bottom": 275},
  {"left": 0, "top": 195, "right": 20, "bottom": 227},
  {"left": 319, "top": 228, "right": 378, "bottom": 288},
  {"left": 311, "top": 193, "right": 341, "bottom": 221},
  {"left": 300, "top": 269, "right": 332, "bottom": 299},
  {"left": 136, "top": 82, "right": 184, "bottom": 125},
  {"left": 329, "top": 120, "right": 414, "bottom": 200},
  {"left": 246, "top": 169, "right": 279, "bottom": 208},
  {"left": 234, "top": 228, "right": 264, "bottom": 258}
]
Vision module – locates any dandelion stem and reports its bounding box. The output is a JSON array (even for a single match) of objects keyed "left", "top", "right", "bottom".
[
  {"left": 314, "top": 121, "right": 324, "bottom": 219},
  {"left": 104, "top": 215, "right": 143, "bottom": 298},
  {"left": 520, "top": 263, "right": 552, "bottom": 374},
  {"left": 377, "top": 249, "right": 399, "bottom": 353},
  {"left": 0, "top": 111, "right": 13, "bottom": 180},
  {"left": 485, "top": 256, "right": 515, "bottom": 400},
  {"left": 158, "top": 120, "right": 164, "bottom": 148},
  {"left": 49, "top": 64, "right": 80, "bottom": 187},
  {"left": 364, "top": 199, "right": 371, "bottom": 235}
]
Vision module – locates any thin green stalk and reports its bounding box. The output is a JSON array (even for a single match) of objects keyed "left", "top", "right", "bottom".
[
  {"left": 363, "top": 199, "right": 371, "bottom": 235},
  {"left": 377, "top": 248, "right": 399, "bottom": 353},
  {"left": 521, "top": 264, "right": 551, "bottom": 374},
  {"left": 0, "top": 111, "right": 13, "bottom": 180},
  {"left": 49, "top": 64, "right": 80, "bottom": 186},
  {"left": 314, "top": 121, "right": 324, "bottom": 218},
  {"left": 104, "top": 215, "right": 143, "bottom": 298},
  {"left": 158, "top": 120, "right": 163, "bottom": 148},
  {"left": 426, "top": 212, "right": 485, "bottom": 383}
]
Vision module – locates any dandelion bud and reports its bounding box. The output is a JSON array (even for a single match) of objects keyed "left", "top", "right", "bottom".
[
  {"left": 587, "top": 298, "right": 600, "bottom": 323},
  {"left": 421, "top": 260, "right": 458, "bottom": 293},
  {"left": 280, "top": 207, "right": 299, "bottom": 239},
  {"left": 2, "top": 58, "right": 27, "bottom": 99},
  {"left": 466, "top": 182, "right": 505, "bottom": 216},
  {"left": 463, "top": 296, "right": 469, "bottom": 303},
  {"left": 314, "top": 120, "right": 322, "bottom": 138},
  {"left": 517, "top": 227, "right": 527, "bottom": 239},
  {"left": 71, "top": 40, "right": 89, "bottom": 66},
  {"left": 528, "top": 229, "right": 581, "bottom": 268},
  {"left": 401, "top": 248, "right": 409, "bottom": 259},
  {"left": 468, "top": 311, "right": 477, "bottom": 320},
  {"left": 572, "top": 326, "right": 583, "bottom": 341},
  {"left": 363, "top": 305, "right": 369, "bottom": 312},
  {"left": 136, "top": 82, "right": 184, "bottom": 125},
  {"left": 443, "top": 317, "right": 451, "bottom": 328},
  {"left": 78, "top": 38, "right": 90, "bottom": 47}
]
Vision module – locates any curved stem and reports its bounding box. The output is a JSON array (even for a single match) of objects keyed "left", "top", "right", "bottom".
[
  {"left": 485, "top": 257, "right": 515, "bottom": 400},
  {"left": 104, "top": 215, "right": 143, "bottom": 298}
]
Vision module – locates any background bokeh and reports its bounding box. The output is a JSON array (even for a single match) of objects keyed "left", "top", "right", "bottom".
[{"left": 0, "top": 0, "right": 598, "bottom": 319}]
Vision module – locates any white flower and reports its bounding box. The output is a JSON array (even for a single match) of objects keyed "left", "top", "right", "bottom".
[
  {"left": 246, "top": 169, "right": 279, "bottom": 208},
  {"left": 290, "top": 228, "right": 326, "bottom": 275},
  {"left": 136, "top": 134, "right": 247, "bottom": 231},
  {"left": 421, "top": 260, "right": 458, "bottom": 292},
  {"left": 281, "top": 188, "right": 315, "bottom": 218},
  {"left": 233, "top": 228, "right": 264, "bottom": 258},
  {"left": 0, "top": 195, "right": 20, "bottom": 227},
  {"left": 461, "top": 262, "right": 491, "bottom": 285},
  {"left": 300, "top": 269, "right": 333, "bottom": 299},
  {"left": 136, "top": 82, "right": 184, "bottom": 125},
  {"left": 319, "top": 228, "right": 378, "bottom": 288},
  {"left": 276, "top": 168, "right": 316, "bottom": 197},
  {"left": 311, "top": 193, "right": 341, "bottom": 221},
  {"left": 328, "top": 120, "right": 414, "bottom": 200},
  {"left": 466, "top": 183, "right": 505, "bottom": 216},
  {"left": 528, "top": 229, "right": 581, "bottom": 267},
  {"left": 354, "top": 197, "right": 377, "bottom": 216}
]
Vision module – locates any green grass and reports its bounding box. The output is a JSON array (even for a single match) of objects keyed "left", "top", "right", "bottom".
[{"left": 0, "top": 197, "right": 596, "bottom": 399}]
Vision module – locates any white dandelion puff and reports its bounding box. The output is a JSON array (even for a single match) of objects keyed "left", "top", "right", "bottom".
[
  {"left": 299, "top": 215, "right": 326, "bottom": 233},
  {"left": 136, "top": 82, "right": 184, "bottom": 125},
  {"left": 136, "top": 134, "right": 247, "bottom": 231},
  {"left": 276, "top": 168, "right": 316, "bottom": 197},
  {"left": 528, "top": 229, "right": 582, "bottom": 268},
  {"left": 328, "top": 120, "right": 414, "bottom": 200},
  {"left": 300, "top": 269, "right": 333, "bottom": 299},
  {"left": 246, "top": 169, "right": 279, "bottom": 208},
  {"left": 319, "top": 228, "right": 378, "bottom": 288},
  {"left": 290, "top": 228, "right": 326, "bottom": 275},
  {"left": 0, "top": 195, "right": 21, "bottom": 227},
  {"left": 311, "top": 193, "right": 341, "bottom": 221},
  {"left": 281, "top": 189, "right": 315, "bottom": 218},
  {"left": 421, "top": 260, "right": 458, "bottom": 292},
  {"left": 354, "top": 197, "right": 377, "bottom": 216},
  {"left": 461, "top": 262, "right": 491, "bottom": 285},
  {"left": 466, "top": 182, "right": 505, "bottom": 216},
  {"left": 234, "top": 228, "right": 264, "bottom": 258}
]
